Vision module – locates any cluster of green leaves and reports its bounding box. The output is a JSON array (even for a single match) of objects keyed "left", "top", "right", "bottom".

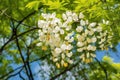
[{"left": 88, "top": 56, "right": 120, "bottom": 80}]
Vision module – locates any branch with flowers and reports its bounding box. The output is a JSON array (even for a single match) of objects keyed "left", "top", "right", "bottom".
[{"left": 36, "top": 11, "right": 113, "bottom": 68}]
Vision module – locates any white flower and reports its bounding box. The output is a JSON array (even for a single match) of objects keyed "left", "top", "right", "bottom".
[
  {"left": 61, "top": 60, "right": 64, "bottom": 66},
  {"left": 89, "top": 22, "right": 96, "bottom": 27},
  {"left": 86, "top": 20, "right": 89, "bottom": 25},
  {"left": 42, "top": 28, "right": 47, "bottom": 33},
  {"left": 85, "top": 29, "right": 89, "bottom": 35},
  {"left": 68, "top": 37, "right": 74, "bottom": 42},
  {"left": 36, "top": 43, "right": 42, "bottom": 46},
  {"left": 66, "top": 25, "right": 72, "bottom": 31},
  {"left": 88, "top": 30, "right": 94, "bottom": 35},
  {"left": 65, "top": 36, "right": 69, "bottom": 40},
  {"left": 50, "top": 12, "right": 56, "bottom": 18},
  {"left": 77, "top": 48, "right": 83, "bottom": 52},
  {"left": 77, "top": 42, "right": 84, "bottom": 47},
  {"left": 66, "top": 44, "right": 73, "bottom": 50},
  {"left": 79, "top": 12, "right": 84, "bottom": 19},
  {"left": 62, "top": 13, "right": 67, "bottom": 21},
  {"left": 55, "top": 48, "right": 62, "bottom": 54},
  {"left": 99, "top": 38, "right": 106, "bottom": 44},
  {"left": 86, "top": 52, "right": 90, "bottom": 58},
  {"left": 53, "top": 18, "right": 60, "bottom": 23},
  {"left": 80, "top": 20, "right": 86, "bottom": 26},
  {"left": 41, "top": 13, "right": 47, "bottom": 19},
  {"left": 96, "top": 26, "right": 102, "bottom": 32},
  {"left": 66, "top": 11, "right": 72, "bottom": 16},
  {"left": 62, "top": 53, "right": 65, "bottom": 59},
  {"left": 91, "top": 37, "right": 97, "bottom": 43},
  {"left": 53, "top": 58, "right": 58, "bottom": 62},
  {"left": 38, "top": 30, "right": 44, "bottom": 36},
  {"left": 80, "top": 54, "right": 85, "bottom": 58},
  {"left": 54, "top": 33, "right": 60, "bottom": 38},
  {"left": 87, "top": 45, "right": 93, "bottom": 51},
  {"left": 42, "top": 13, "right": 51, "bottom": 20},
  {"left": 61, "top": 44, "right": 67, "bottom": 51},
  {"left": 90, "top": 53, "right": 96, "bottom": 57},
  {"left": 93, "top": 28, "right": 97, "bottom": 32},
  {"left": 103, "top": 19, "right": 109, "bottom": 25},
  {"left": 99, "top": 44, "right": 104, "bottom": 48},
  {"left": 67, "top": 16, "right": 73, "bottom": 22},
  {"left": 72, "top": 13, "right": 78, "bottom": 21},
  {"left": 76, "top": 26, "right": 83, "bottom": 32},
  {"left": 91, "top": 46, "right": 96, "bottom": 51},
  {"left": 87, "top": 38, "right": 91, "bottom": 43},
  {"left": 92, "top": 46, "right": 96, "bottom": 51},
  {"left": 38, "top": 20, "right": 45, "bottom": 28},
  {"left": 66, "top": 52, "right": 73, "bottom": 57},
  {"left": 67, "top": 59, "right": 73, "bottom": 64},
  {"left": 62, "top": 21, "right": 68, "bottom": 28},
  {"left": 60, "top": 29, "right": 65, "bottom": 34},
  {"left": 76, "top": 34, "right": 85, "bottom": 42}
]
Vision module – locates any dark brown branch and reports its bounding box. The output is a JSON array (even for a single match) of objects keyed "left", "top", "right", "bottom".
[
  {"left": 19, "top": 72, "right": 26, "bottom": 80},
  {"left": 26, "top": 61, "right": 34, "bottom": 80},
  {"left": 0, "top": 5, "right": 43, "bottom": 54},
  {"left": 5, "top": 66, "right": 24, "bottom": 80},
  {"left": 0, "top": 35, "right": 14, "bottom": 54},
  {"left": 50, "top": 60, "right": 81, "bottom": 80},
  {"left": 15, "top": 5, "right": 43, "bottom": 29},
  {"left": 0, "top": 53, "right": 49, "bottom": 79},
  {"left": 0, "top": 65, "right": 23, "bottom": 79},
  {"left": 0, "top": 10, "right": 31, "bottom": 28},
  {"left": 95, "top": 58, "right": 108, "bottom": 80},
  {"left": 25, "top": 43, "right": 34, "bottom": 80},
  {"left": 0, "top": 27, "right": 39, "bottom": 54},
  {"left": 14, "top": 27, "right": 31, "bottom": 80}
]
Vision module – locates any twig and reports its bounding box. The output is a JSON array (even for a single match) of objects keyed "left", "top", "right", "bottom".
[
  {"left": 95, "top": 58, "right": 108, "bottom": 80},
  {"left": 50, "top": 60, "right": 81, "bottom": 80}
]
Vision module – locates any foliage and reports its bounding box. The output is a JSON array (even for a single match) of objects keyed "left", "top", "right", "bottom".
[{"left": 0, "top": 0, "right": 120, "bottom": 80}]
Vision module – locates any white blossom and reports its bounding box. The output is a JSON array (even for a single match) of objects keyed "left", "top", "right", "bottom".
[
  {"left": 79, "top": 12, "right": 84, "bottom": 19},
  {"left": 72, "top": 13, "right": 78, "bottom": 21},
  {"left": 37, "top": 11, "right": 112, "bottom": 67},
  {"left": 55, "top": 48, "right": 62, "bottom": 54},
  {"left": 61, "top": 44, "right": 67, "bottom": 51},
  {"left": 62, "top": 13, "right": 67, "bottom": 21},
  {"left": 66, "top": 52, "right": 73, "bottom": 57},
  {"left": 60, "top": 29, "right": 65, "bottom": 34},
  {"left": 77, "top": 48, "right": 83, "bottom": 52},
  {"left": 77, "top": 42, "right": 84, "bottom": 47},
  {"left": 91, "top": 37, "right": 97, "bottom": 43},
  {"left": 80, "top": 20, "right": 86, "bottom": 26},
  {"left": 76, "top": 26, "right": 83, "bottom": 32},
  {"left": 89, "top": 22, "right": 96, "bottom": 27}
]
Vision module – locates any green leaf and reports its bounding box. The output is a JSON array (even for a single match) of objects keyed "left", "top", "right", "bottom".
[
  {"left": 102, "top": 56, "right": 113, "bottom": 63},
  {"left": 111, "top": 63, "right": 120, "bottom": 71},
  {"left": 44, "top": 0, "right": 66, "bottom": 10},
  {"left": 25, "top": 1, "right": 41, "bottom": 11}
]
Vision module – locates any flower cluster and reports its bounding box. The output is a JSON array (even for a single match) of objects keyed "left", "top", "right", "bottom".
[{"left": 37, "top": 11, "right": 112, "bottom": 68}]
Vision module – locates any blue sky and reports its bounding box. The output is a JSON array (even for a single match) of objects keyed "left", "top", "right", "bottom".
[{"left": 96, "top": 43, "right": 120, "bottom": 62}]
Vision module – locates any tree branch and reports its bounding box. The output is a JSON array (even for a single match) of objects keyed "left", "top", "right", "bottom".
[
  {"left": 0, "top": 53, "right": 49, "bottom": 79},
  {"left": 0, "top": 27, "right": 39, "bottom": 54},
  {"left": 5, "top": 66, "right": 24, "bottom": 80},
  {"left": 14, "top": 26, "right": 31, "bottom": 80},
  {"left": 95, "top": 58, "right": 108, "bottom": 80},
  {"left": 15, "top": 5, "right": 43, "bottom": 29},
  {"left": 50, "top": 60, "right": 81, "bottom": 80}
]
